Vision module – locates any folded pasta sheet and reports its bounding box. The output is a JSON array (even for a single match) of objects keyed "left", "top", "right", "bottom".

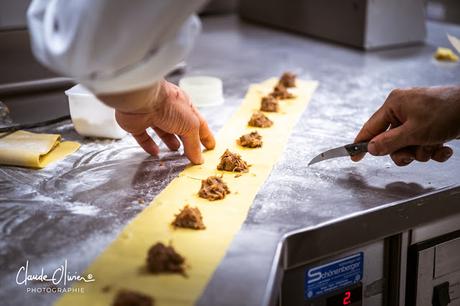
[{"left": 0, "top": 130, "right": 80, "bottom": 168}]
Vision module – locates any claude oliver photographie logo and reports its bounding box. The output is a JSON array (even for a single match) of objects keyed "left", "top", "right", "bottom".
[{"left": 16, "top": 260, "right": 95, "bottom": 294}]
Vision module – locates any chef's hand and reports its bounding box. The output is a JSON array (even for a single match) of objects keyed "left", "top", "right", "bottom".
[
  {"left": 352, "top": 86, "right": 460, "bottom": 166},
  {"left": 97, "top": 80, "right": 215, "bottom": 164}
]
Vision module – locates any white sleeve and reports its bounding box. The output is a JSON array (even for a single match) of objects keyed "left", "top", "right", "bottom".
[{"left": 27, "top": 0, "right": 207, "bottom": 94}]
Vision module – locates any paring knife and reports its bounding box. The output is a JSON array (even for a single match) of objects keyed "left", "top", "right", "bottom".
[{"left": 308, "top": 142, "right": 369, "bottom": 166}]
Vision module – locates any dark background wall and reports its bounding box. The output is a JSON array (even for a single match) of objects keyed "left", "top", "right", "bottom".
[
  {"left": 426, "top": 0, "right": 460, "bottom": 24},
  {"left": 0, "top": 0, "right": 459, "bottom": 86}
]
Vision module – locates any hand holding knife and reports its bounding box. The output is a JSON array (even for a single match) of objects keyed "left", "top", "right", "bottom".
[{"left": 308, "top": 84, "right": 460, "bottom": 167}]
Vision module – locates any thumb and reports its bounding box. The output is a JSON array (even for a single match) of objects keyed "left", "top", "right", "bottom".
[{"left": 368, "top": 125, "right": 409, "bottom": 156}]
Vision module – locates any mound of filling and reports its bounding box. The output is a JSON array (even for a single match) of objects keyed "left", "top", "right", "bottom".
[
  {"left": 112, "top": 289, "right": 153, "bottom": 306},
  {"left": 146, "top": 242, "right": 185, "bottom": 275},
  {"left": 217, "top": 149, "right": 249, "bottom": 173},
  {"left": 278, "top": 72, "right": 296, "bottom": 88},
  {"left": 198, "top": 176, "right": 230, "bottom": 200},
  {"left": 239, "top": 131, "right": 262, "bottom": 148},
  {"left": 270, "top": 83, "right": 294, "bottom": 99},
  {"left": 260, "top": 96, "right": 279, "bottom": 112},
  {"left": 172, "top": 205, "right": 206, "bottom": 229},
  {"left": 248, "top": 111, "right": 273, "bottom": 128}
]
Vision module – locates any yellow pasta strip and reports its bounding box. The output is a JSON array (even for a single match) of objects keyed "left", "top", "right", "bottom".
[{"left": 55, "top": 78, "right": 318, "bottom": 306}]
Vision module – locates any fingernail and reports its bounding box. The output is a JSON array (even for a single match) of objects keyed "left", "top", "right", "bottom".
[
  {"left": 403, "top": 157, "right": 414, "bottom": 164},
  {"left": 368, "top": 141, "right": 380, "bottom": 156},
  {"left": 443, "top": 150, "right": 453, "bottom": 159},
  {"left": 350, "top": 156, "right": 359, "bottom": 162}
]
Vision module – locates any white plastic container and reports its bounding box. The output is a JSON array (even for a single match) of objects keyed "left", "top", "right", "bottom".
[
  {"left": 179, "top": 76, "right": 224, "bottom": 107},
  {"left": 65, "top": 84, "right": 127, "bottom": 139}
]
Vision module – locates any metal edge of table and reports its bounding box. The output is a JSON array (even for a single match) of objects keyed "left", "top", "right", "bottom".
[{"left": 260, "top": 184, "right": 460, "bottom": 306}]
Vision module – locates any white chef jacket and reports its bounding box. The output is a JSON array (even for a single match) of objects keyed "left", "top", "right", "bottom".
[{"left": 27, "top": 0, "right": 207, "bottom": 94}]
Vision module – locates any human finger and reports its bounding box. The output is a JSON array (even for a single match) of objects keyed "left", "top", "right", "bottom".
[
  {"left": 190, "top": 104, "right": 215, "bottom": 150},
  {"left": 180, "top": 131, "right": 204, "bottom": 164},
  {"left": 354, "top": 107, "right": 392, "bottom": 143},
  {"left": 414, "top": 145, "right": 438, "bottom": 162},
  {"left": 153, "top": 127, "right": 181, "bottom": 151},
  {"left": 198, "top": 117, "right": 215, "bottom": 150},
  {"left": 431, "top": 146, "right": 453, "bottom": 162},
  {"left": 351, "top": 106, "right": 392, "bottom": 162},
  {"left": 390, "top": 147, "right": 415, "bottom": 166},
  {"left": 367, "top": 124, "right": 409, "bottom": 156},
  {"left": 131, "top": 130, "right": 160, "bottom": 156}
]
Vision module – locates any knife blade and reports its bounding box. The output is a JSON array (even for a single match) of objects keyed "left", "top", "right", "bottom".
[{"left": 308, "top": 142, "right": 369, "bottom": 166}]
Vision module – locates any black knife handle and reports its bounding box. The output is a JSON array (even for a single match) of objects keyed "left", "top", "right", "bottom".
[{"left": 345, "top": 142, "right": 369, "bottom": 156}]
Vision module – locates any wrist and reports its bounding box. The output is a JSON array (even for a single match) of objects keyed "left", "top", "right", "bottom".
[{"left": 97, "top": 80, "right": 168, "bottom": 114}]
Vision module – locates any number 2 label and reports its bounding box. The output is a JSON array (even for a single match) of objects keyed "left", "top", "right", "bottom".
[{"left": 343, "top": 291, "right": 351, "bottom": 305}]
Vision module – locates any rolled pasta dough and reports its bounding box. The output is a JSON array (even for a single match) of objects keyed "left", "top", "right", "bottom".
[
  {"left": 55, "top": 78, "right": 318, "bottom": 306},
  {"left": 0, "top": 131, "right": 80, "bottom": 168}
]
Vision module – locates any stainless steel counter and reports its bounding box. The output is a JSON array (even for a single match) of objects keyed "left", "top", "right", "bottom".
[{"left": 1, "top": 15, "right": 460, "bottom": 306}]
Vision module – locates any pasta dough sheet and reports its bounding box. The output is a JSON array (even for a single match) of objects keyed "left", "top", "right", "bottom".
[
  {"left": 55, "top": 78, "right": 318, "bottom": 306},
  {"left": 0, "top": 130, "right": 80, "bottom": 168},
  {"left": 434, "top": 47, "right": 459, "bottom": 62}
]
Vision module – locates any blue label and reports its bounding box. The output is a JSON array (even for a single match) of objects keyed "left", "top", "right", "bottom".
[{"left": 305, "top": 252, "right": 363, "bottom": 300}]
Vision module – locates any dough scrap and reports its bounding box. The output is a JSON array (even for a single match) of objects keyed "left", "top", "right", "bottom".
[
  {"left": 217, "top": 149, "right": 249, "bottom": 173},
  {"left": 238, "top": 131, "right": 262, "bottom": 148},
  {"left": 172, "top": 205, "right": 205, "bottom": 229},
  {"left": 260, "top": 96, "right": 279, "bottom": 112},
  {"left": 146, "top": 243, "right": 185, "bottom": 275},
  {"left": 198, "top": 176, "right": 230, "bottom": 201},
  {"left": 248, "top": 111, "right": 273, "bottom": 128},
  {"left": 113, "top": 290, "right": 153, "bottom": 306},
  {"left": 434, "top": 47, "right": 459, "bottom": 62}
]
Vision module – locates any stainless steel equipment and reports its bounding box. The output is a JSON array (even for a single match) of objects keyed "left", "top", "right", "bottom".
[
  {"left": 279, "top": 187, "right": 460, "bottom": 306},
  {"left": 1, "top": 14, "right": 460, "bottom": 306},
  {"left": 239, "top": 0, "right": 427, "bottom": 49},
  {"left": 409, "top": 215, "right": 460, "bottom": 305}
]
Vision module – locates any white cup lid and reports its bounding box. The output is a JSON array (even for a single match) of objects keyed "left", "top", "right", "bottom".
[{"left": 179, "top": 76, "right": 224, "bottom": 107}]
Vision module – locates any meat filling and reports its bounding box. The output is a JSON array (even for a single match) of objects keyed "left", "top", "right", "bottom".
[
  {"left": 112, "top": 290, "right": 154, "bottom": 306},
  {"left": 198, "top": 176, "right": 230, "bottom": 200},
  {"left": 260, "top": 96, "right": 279, "bottom": 112},
  {"left": 239, "top": 131, "right": 262, "bottom": 148},
  {"left": 146, "top": 242, "right": 185, "bottom": 275},
  {"left": 172, "top": 205, "right": 205, "bottom": 229},
  {"left": 270, "top": 83, "right": 294, "bottom": 100},
  {"left": 217, "top": 149, "right": 249, "bottom": 173},
  {"left": 248, "top": 111, "right": 273, "bottom": 128},
  {"left": 278, "top": 72, "right": 296, "bottom": 88}
]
